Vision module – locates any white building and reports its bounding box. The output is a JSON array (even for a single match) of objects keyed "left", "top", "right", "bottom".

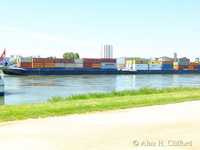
[
  {"left": 100, "top": 44, "right": 113, "bottom": 58},
  {"left": 7, "top": 55, "right": 21, "bottom": 63},
  {"left": 171, "top": 52, "right": 177, "bottom": 62}
]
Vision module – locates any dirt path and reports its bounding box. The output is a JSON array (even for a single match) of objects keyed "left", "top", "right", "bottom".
[{"left": 1, "top": 101, "right": 200, "bottom": 150}]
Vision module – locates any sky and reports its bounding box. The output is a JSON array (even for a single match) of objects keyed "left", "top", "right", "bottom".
[{"left": 0, "top": 0, "right": 200, "bottom": 61}]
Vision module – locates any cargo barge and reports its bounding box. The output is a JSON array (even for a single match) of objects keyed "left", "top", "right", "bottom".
[
  {"left": 2, "top": 68, "right": 131, "bottom": 76},
  {"left": 2, "top": 50, "right": 200, "bottom": 76},
  {"left": 3, "top": 67, "right": 200, "bottom": 76}
]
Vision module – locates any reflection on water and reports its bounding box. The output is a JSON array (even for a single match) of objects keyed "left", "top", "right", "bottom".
[
  {"left": 1, "top": 75, "right": 118, "bottom": 105},
  {"left": 1, "top": 74, "right": 200, "bottom": 105}
]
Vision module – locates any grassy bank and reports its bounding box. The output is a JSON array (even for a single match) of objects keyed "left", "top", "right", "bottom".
[{"left": 1, "top": 86, "right": 200, "bottom": 122}]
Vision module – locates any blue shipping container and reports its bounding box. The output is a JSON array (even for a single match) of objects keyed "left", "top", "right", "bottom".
[{"left": 161, "top": 65, "right": 173, "bottom": 70}]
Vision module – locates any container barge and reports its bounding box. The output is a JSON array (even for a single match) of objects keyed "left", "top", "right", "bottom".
[
  {"left": 2, "top": 56, "right": 200, "bottom": 76},
  {"left": 3, "top": 57, "right": 134, "bottom": 75},
  {"left": 3, "top": 67, "right": 200, "bottom": 76}
]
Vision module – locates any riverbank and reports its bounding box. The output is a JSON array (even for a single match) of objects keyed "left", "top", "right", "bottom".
[
  {"left": 1, "top": 86, "right": 200, "bottom": 122},
  {"left": 0, "top": 100, "right": 200, "bottom": 150}
]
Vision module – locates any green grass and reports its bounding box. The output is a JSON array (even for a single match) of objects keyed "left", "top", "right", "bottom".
[
  {"left": 1, "top": 86, "right": 200, "bottom": 122},
  {"left": 47, "top": 85, "right": 197, "bottom": 101}
]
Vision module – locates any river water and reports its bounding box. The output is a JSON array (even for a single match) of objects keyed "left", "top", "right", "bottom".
[{"left": 1, "top": 73, "right": 200, "bottom": 105}]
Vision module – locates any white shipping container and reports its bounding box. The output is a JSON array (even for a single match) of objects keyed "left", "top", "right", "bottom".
[
  {"left": 101, "top": 62, "right": 116, "bottom": 66},
  {"left": 65, "top": 63, "right": 75, "bottom": 68},
  {"left": 135, "top": 64, "right": 149, "bottom": 67},
  {"left": 18, "top": 58, "right": 32, "bottom": 63},
  {"left": 117, "top": 58, "right": 126, "bottom": 64},
  {"left": 55, "top": 63, "right": 65, "bottom": 68},
  {"left": 132, "top": 64, "right": 148, "bottom": 70},
  {"left": 148, "top": 64, "right": 162, "bottom": 70},
  {"left": 74, "top": 63, "right": 83, "bottom": 68},
  {"left": 101, "top": 62, "right": 116, "bottom": 69},
  {"left": 74, "top": 59, "right": 83, "bottom": 64},
  {"left": 148, "top": 64, "right": 162, "bottom": 68}
]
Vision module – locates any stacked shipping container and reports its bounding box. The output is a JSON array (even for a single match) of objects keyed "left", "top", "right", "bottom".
[
  {"left": 160, "top": 61, "right": 174, "bottom": 70},
  {"left": 126, "top": 60, "right": 149, "bottom": 70},
  {"left": 188, "top": 62, "right": 198, "bottom": 70},
  {"left": 148, "top": 61, "right": 163, "bottom": 70},
  {"left": 83, "top": 59, "right": 101, "bottom": 69},
  {"left": 149, "top": 64, "right": 162, "bottom": 70},
  {"left": 82, "top": 58, "right": 117, "bottom": 69},
  {"left": 32, "top": 58, "right": 55, "bottom": 68},
  {"left": 173, "top": 62, "right": 189, "bottom": 70},
  {"left": 54, "top": 59, "right": 65, "bottom": 68},
  {"left": 17, "top": 57, "right": 200, "bottom": 71},
  {"left": 101, "top": 59, "right": 116, "bottom": 69},
  {"left": 116, "top": 58, "right": 132, "bottom": 69},
  {"left": 54, "top": 58, "right": 83, "bottom": 69},
  {"left": 17, "top": 58, "right": 117, "bottom": 69},
  {"left": 74, "top": 59, "right": 84, "bottom": 68},
  {"left": 17, "top": 58, "right": 32, "bottom": 68}
]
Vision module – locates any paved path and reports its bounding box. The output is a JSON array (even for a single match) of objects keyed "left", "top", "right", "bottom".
[{"left": 1, "top": 101, "right": 200, "bottom": 150}]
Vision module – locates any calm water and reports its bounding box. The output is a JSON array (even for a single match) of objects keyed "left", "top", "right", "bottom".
[{"left": 1, "top": 73, "right": 200, "bottom": 105}]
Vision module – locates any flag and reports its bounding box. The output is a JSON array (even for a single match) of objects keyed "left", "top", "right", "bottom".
[{"left": 0, "top": 49, "right": 6, "bottom": 61}]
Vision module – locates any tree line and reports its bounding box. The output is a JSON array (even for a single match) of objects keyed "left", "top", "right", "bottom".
[{"left": 63, "top": 52, "right": 80, "bottom": 59}]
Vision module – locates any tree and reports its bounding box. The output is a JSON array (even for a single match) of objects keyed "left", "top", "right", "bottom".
[
  {"left": 132, "top": 57, "right": 141, "bottom": 60},
  {"left": 161, "top": 56, "right": 170, "bottom": 61},
  {"left": 13, "top": 58, "right": 17, "bottom": 64},
  {"left": 63, "top": 52, "right": 80, "bottom": 59},
  {"left": 74, "top": 53, "right": 79, "bottom": 59}
]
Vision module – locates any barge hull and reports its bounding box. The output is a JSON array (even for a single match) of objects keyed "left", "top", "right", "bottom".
[
  {"left": 3, "top": 68, "right": 200, "bottom": 76},
  {"left": 3, "top": 69, "right": 131, "bottom": 76},
  {"left": 133, "top": 70, "right": 200, "bottom": 74}
]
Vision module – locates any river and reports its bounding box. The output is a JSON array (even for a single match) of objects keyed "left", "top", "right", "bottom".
[{"left": 1, "top": 73, "right": 200, "bottom": 105}]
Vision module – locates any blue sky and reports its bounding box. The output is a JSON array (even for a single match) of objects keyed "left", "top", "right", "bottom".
[{"left": 0, "top": 0, "right": 200, "bottom": 61}]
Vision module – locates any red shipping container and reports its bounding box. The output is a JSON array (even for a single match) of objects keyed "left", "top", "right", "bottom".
[
  {"left": 101, "top": 59, "right": 116, "bottom": 63},
  {"left": 189, "top": 62, "right": 198, "bottom": 66},
  {"left": 55, "top": 59, "right": 66, "bottom": 63},
  {"left": 83, "top": 63, "right": 93, "bottom": 68},
  {"left": 66, "top": 59, "right": 74, "bottom": 63},
  {"left": 55, "top": 59, "right": 74, "bottom": 63},
  {"left": 174, "top": 65, "right": 188, "bottom": 70},
  {"left": 83, "top": 59, "right": 101, "bottom": 64},
  {"left": 17, "top": 62, "right": 32, "bottom": 68},
  {"left": 32, "top": 58, "right": 54, "bottom": 63},
  {"left": 160, "top": 61, "right": 173, "bottom": 65}
]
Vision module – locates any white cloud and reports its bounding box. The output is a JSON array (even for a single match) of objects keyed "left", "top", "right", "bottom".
[{"left": 0, "top": 25, "right": 99, "bottom": 48}]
